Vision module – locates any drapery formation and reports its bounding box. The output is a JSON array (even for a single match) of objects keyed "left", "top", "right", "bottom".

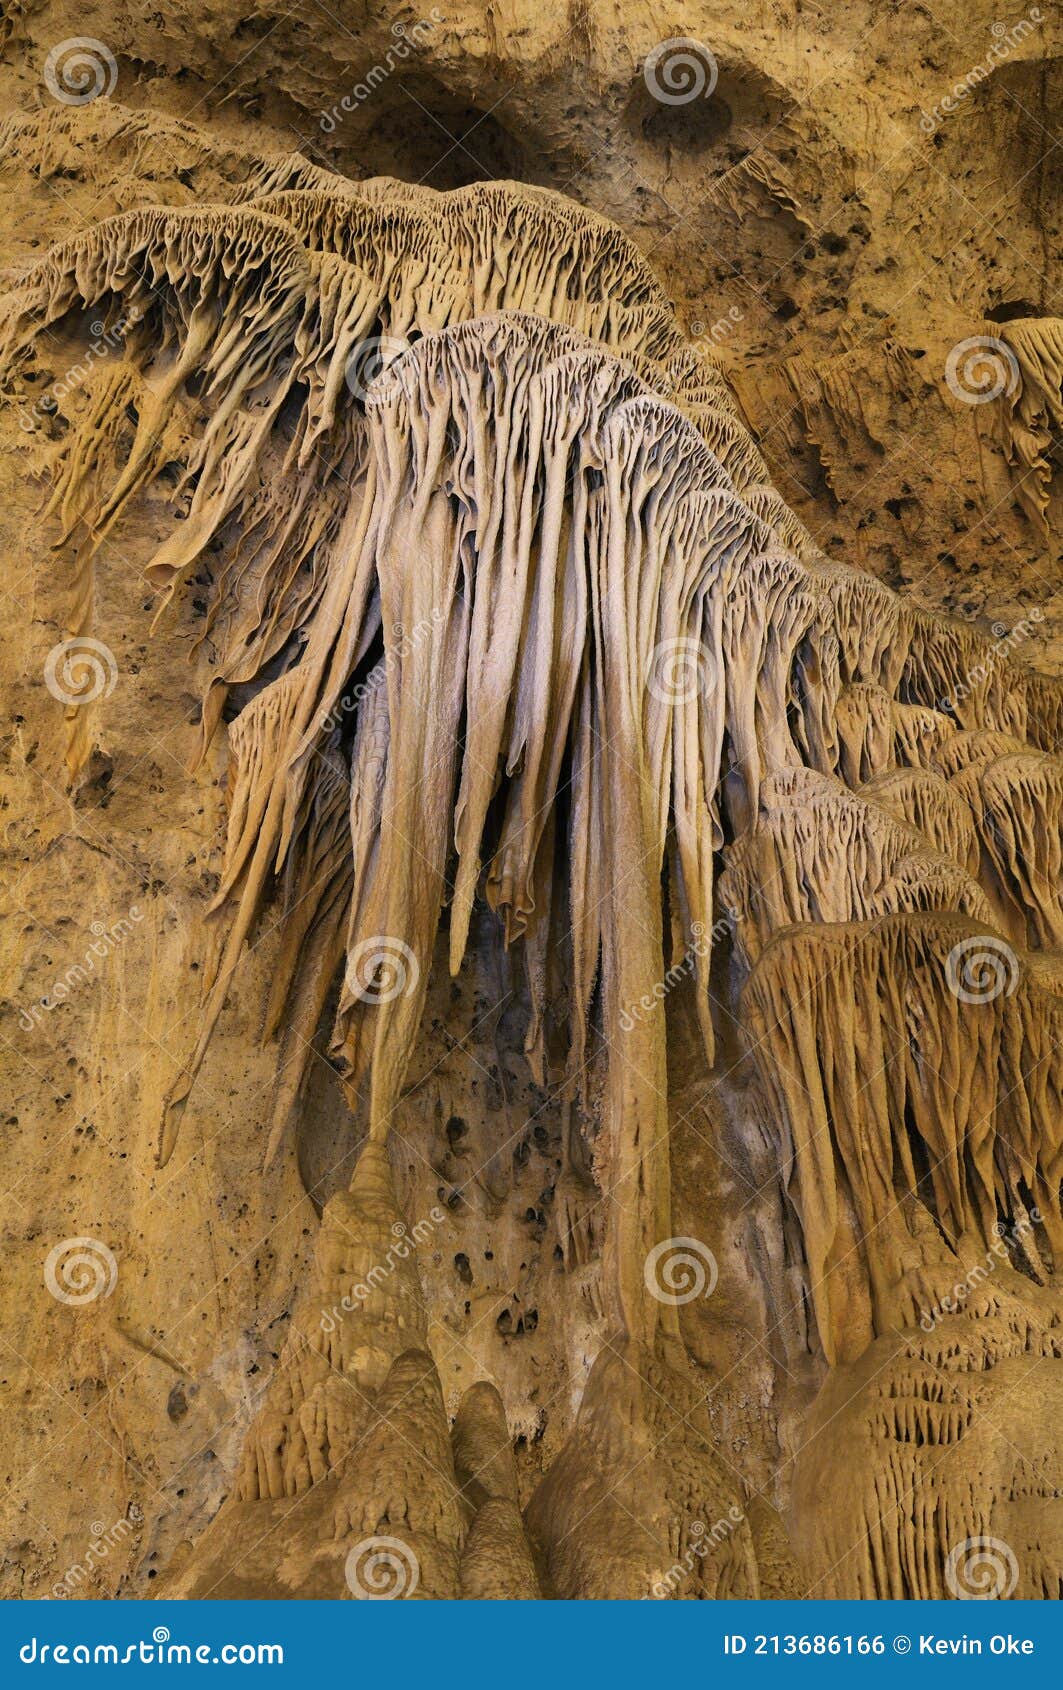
[{"left": 5, "top": 166, "right": 1063, "bottom": 1595}]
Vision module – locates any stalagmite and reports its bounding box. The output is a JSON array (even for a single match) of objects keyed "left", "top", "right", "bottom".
[
  {"left": 6, "top": 154, "right": 1063, "bottom": 1603},
  {"left": 525, "top": 1339, "right": 759, "bottom": 1599},
  {"left": 453, "top": 1383, "right": 540, "bottom": 1599}
]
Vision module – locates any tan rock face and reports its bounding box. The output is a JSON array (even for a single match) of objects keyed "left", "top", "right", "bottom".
[{"left": 0, "top": 4, "right": 1060, "bottom": 1602}]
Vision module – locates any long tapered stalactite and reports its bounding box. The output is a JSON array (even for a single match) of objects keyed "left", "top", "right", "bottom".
[{"left": 5, "top": 158, "right": 1063, "bottom": 1599}]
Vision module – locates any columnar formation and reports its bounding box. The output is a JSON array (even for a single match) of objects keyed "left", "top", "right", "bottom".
[{"left": 4, "top": 148, "right": 1062, "bottom": 1599}]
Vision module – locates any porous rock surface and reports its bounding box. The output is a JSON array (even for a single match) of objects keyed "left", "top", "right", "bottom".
[{"left": 0, "top": 3, "right": 1059, "bottom": 1601}]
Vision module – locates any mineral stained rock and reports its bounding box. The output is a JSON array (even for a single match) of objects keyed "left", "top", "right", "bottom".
[{"left": 0, "top": 3, "right": 1060, "bottom": 1602}]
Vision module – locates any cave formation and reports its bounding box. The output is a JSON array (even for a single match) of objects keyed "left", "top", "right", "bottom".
[{"left": 1, "top": 11, "right": 1062, "bottom": 1606}]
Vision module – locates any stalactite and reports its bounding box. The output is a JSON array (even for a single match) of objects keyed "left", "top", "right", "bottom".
[
  {"left": 860, "top": 767, "right": 980, "bottom": 874},
  {"left": 951, "top": 751, "right": 1063, "bottom": 950},
  {"left": 743, "top": 911, "right": 1063, "bottom": 1365},
  {"left": 999, "top": 317, "right": 1063, "bottom": 527},
  {"left": 720, "top": 769, "right": 991, "bottom": 969},
  {"left": 6, "top": 163, "right": 1063, "bottom": 1603}
]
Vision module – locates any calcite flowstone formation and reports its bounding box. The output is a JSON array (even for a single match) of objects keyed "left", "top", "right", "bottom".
[{"left": 2, "top": 112, "right": 1061, "bottom": 1600}]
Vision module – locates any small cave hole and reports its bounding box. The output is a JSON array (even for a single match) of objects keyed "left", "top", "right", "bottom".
[
  {"left": 986, "top": 298, "right": 1043, "bottom": 323},
  {"left": 355, "top": 82, "right": 530, "bottom": 192}
]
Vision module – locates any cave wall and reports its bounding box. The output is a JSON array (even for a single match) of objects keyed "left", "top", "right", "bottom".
[{"left": 0, "top": 1, "right": 1059, "bottom": 1601}]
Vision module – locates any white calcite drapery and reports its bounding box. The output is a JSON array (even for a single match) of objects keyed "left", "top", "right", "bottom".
[{"left": 6, "top": 167, "right": 1063, "bottom": 1599}]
